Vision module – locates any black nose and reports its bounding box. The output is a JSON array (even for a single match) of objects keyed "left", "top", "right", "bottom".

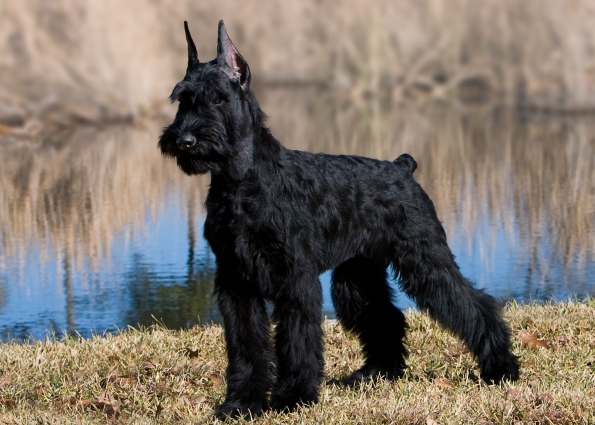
[{"left": 176, "top": 134, "right": 197, "bottom": 150}]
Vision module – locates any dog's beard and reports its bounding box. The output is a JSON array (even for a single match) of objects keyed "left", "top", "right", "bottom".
[
  {"left": 176, "top": 154, "right": 213, "bottom": 175},
  {"left": 159, "top": 129, "right": 219, "bottom": 175},
  {"left": 157, "top": 130, "right": 178, "bottom": 158}
]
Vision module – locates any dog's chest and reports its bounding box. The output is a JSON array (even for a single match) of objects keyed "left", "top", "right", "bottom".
[{"left": 204, "top": 183, "right": 286, "bottom": 264}]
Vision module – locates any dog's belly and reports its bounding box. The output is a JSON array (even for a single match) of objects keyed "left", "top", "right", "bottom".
[{"left": 205, "top": 207, "right": 391, "bottom": 283}]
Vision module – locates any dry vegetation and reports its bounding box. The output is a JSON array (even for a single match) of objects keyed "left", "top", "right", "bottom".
[
  {"left": 2, "top": 0, "right": 595, "bottom": 130},
  {"left": 0, "top": 300, "right": 594, "bottom": 424}
]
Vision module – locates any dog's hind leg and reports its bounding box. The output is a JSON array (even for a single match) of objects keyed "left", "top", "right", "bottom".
[
  {"left": 214, "top": 270, "right": 274, "bottom": 420},
  {"left": 331, "top": 256, "right": 408, "bottom": 385},
  {"left": 269, "top": 274, "right": 324, "bottom": 411},
  {"left": 392, "top": 189, "right": 520, "bottom": 383}
]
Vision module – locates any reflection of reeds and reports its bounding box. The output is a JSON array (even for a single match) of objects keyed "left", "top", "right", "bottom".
[
  {"left": 1, "top": 90, "right": 593, "bottom": 279},
  {"left": 2, "top": 0, "right": 595, "bottom": 127},
  {"left": 0, "top": 123, "right": 208, "bottom": 270}
]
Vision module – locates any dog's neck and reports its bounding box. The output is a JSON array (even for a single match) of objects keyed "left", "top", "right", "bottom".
[
  {"left": 216, "top": 124, "right": 281, "bottom": 185},
  {"left": 224, "top": 134, "right": 255, "bottom": 181},
  {"left": 219, "top": 92, "right": 281, "bottom": 183}
]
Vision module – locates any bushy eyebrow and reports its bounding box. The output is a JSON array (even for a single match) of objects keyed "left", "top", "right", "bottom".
[
  {"left": 170, "top": 81, "right": 197, "bottom": 103},
  {"left": 169, "top": 80, "right": 228, "bottom": 104}
]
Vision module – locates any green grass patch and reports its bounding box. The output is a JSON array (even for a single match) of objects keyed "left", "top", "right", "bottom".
[{"left": 1, "top": 300, "right": 594, "bottom": 424}]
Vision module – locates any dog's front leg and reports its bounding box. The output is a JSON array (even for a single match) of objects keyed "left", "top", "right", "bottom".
[
  {"left": 269, "top": 274, "right": 324, "bottom": 412},
  {"left": 214, "top": 270, "right": 274, "bottom": 420}
]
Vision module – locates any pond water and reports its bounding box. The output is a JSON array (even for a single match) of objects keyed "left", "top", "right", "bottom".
[{"left": 1, "top": 89, "right": 594, "bottom": 340}]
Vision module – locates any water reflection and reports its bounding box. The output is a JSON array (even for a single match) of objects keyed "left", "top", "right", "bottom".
[
  {"left": 122, "top": 252, "right": 219, "bottom": 329},
  {"left": 0, "top": 90, "right": 594, "bottom": 340}
]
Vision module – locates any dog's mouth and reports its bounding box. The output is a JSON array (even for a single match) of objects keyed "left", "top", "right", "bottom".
[
  {"left": 172, "top": 144, "right": 220, "bottom": 175},
  {"left": 174, "top": 153, "right": 212, "bottom": 175},
  {"left": 158, "top": 120, "right": 238, "bottom": 176},
  {"left": 159, "top": 130, "right": 228, "bottom": 176}
]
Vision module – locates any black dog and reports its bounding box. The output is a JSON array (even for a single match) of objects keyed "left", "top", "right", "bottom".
[{"left": 159, "top": 21, "right": 520, "bottom": 419}]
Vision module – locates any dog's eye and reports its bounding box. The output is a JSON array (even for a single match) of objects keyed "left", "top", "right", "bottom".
[
  {"left": 178, "top": 93, "right": 192, "bottom": 104},
  {"left": 212, "top": 98, "right": 224, "bottom": 106}
]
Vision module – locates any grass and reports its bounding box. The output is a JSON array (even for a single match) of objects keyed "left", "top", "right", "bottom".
[{"left": 1, "top": 300, "right": 594, "bottom": 424}]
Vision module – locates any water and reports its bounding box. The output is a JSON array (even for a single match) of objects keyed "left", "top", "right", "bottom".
[{"left": 1, "top": 90, "right": 594, "bottom": 340}]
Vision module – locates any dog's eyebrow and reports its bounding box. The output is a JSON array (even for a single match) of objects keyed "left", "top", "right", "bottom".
[
  {"left": 170, "top": 80, "right": 227, "bottom": 105},
  {"left": 200, "top": 82, "right": 228, "bottom": 104},
  {"left": 169, "top": 82, "right": 184, "bottom": 103},
  {"left": 170, "top": 82, "right": 229, "bottom": 106},
  {"left": 170, "top": 81, "right": 197, "bottom": 103}
]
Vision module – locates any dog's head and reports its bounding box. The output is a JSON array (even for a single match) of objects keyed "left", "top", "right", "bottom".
[{"left": 159, "top": 21, "right": 257, "bottom": 176}]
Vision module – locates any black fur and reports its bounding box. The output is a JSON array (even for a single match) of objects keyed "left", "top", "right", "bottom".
[{"left": 158, "top": 21, "right": 520, "bottom": 420}]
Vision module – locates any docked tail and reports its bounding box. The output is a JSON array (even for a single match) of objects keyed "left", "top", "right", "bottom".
[{"left": 393, "top": 153, "right": 417, "bottom": 173}]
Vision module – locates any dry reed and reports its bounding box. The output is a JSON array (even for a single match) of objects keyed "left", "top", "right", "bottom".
[{"left": 2, "top": 0, "right": 595, "bottom": 128}]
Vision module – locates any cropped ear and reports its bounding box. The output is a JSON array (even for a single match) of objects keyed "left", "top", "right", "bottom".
[
  {"left": 184, "top": 21, "right": 199, "bottom": 68},
  {"left": 217, "top": 20, "right": 251, "bottom": 91}
]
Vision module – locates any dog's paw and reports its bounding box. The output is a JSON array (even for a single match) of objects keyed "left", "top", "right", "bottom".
[
  {"left": 479, "top": 354, "right": 521, "bottom": 384},
  {"left": 337, "top": 364, "right": 404, "bottom": 387},
  {"left": 269, "top": 390, "right": 318, "bottom": 412},
  {"left": 214, "top": 400, "right": 263, "bottom": 421}
]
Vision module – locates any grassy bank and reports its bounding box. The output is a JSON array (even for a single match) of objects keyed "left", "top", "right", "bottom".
[{"left": 1, "top": 300, "right": 594, "bottom": 424}]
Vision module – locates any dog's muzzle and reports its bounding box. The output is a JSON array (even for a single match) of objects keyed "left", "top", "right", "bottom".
[{"left": 176, "top": 134, "right": 197, "bottom": 150}]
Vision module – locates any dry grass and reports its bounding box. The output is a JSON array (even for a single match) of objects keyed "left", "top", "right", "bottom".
[
  {"left": 2, "top": 0, "right": 595, "bottom": 129},
  {"left": 1, "top": 300, "right": 594, "bottom": 424}
]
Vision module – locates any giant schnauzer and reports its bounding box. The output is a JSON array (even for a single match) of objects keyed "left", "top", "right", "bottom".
[{"left": 158, "top": 21, "right": 520, "bottom": 419}]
